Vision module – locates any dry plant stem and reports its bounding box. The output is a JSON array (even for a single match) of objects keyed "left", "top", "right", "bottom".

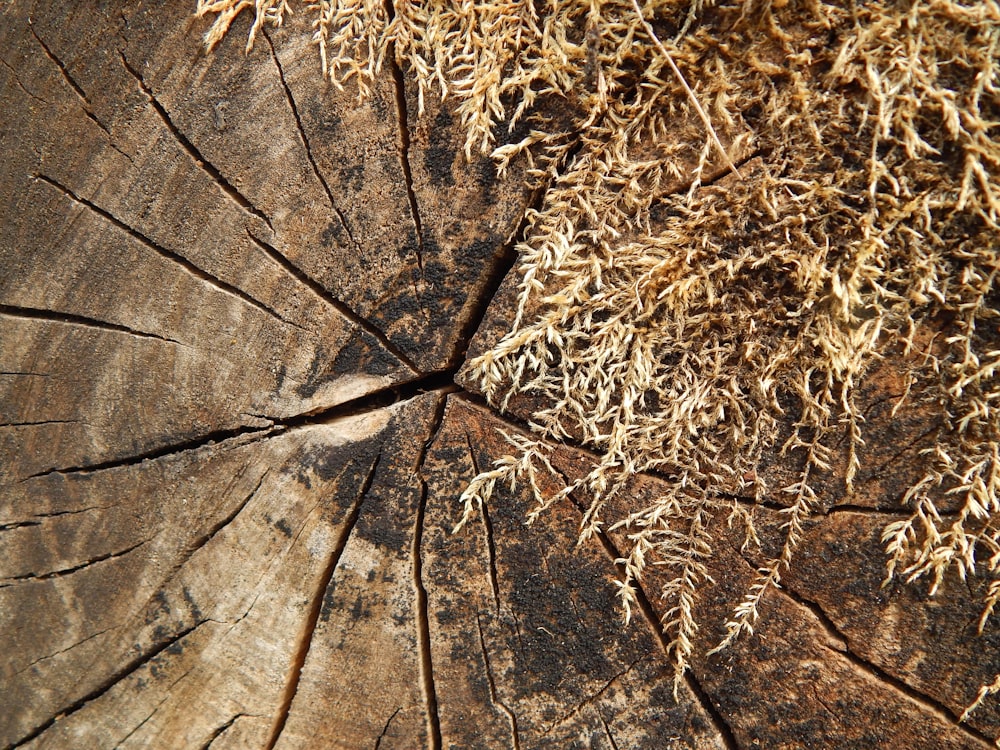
[{"left": 629, "top": 0, "right": 742, "bottom": 180}]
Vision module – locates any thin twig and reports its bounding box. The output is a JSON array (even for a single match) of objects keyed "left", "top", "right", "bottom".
[{"left": 630, "top": 0, "right": 743, "bottom": 180}]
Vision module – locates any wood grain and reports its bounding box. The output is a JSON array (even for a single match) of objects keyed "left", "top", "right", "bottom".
[{"left": 1, "top": 1, "right": 996, "bottom": 749}]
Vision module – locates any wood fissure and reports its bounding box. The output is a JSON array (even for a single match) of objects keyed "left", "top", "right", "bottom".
[
  {"left": 23, "top": 420, "right": 280, "bottom": 480},
  {"left": 111, "top": 691, "right": 174, "bottom": 750},
  {"left": 811, "top": 683, "right": 840, "bottom": 720},
  {"left": 461, "top": 392, "right": 751, "bottom": 515},
  {"left": 475, "top": 614, "right": 521, "bottom": 750},
  {"left": 24, "top": 373, "right": 455, "bottom": 479},
  {"left": 8, "top": 620, "right": 210, "bottom": 749},
  {"left": 695, "top": 149, "right": 762, "bottom": 189},
  {"left": 448, "top": 181, "right": 546, "bottom": 369},
  {"left": 824, "top": 504, "right": 917, "bottom": 518},
  {"left": 372, "top": 707, "right": 402, "bottom": 750},
  {"left": 723, "top": 545, "right": 995, "bottom": 746},
  {"left": 26, "top": 506, "right": 108, "bottom": 520},
  {"left": 26, "top": 23, "right": 134, "bottom": 163},
  {"left": 0, "top": 56, "right": 49, "bottom": 105},
  {"left": 111, "top": 660, "right": 202, "bottom": 749},
  {"left": 0, "top": 521, "right": 41, "bottom": 532},
  {"left": 777, "top": 580, "right": 994, "bottom": 746},
  {"left": 32, "top": 174, "right": 296, "bottom": 330},
  {"left": 479, "top": 497, "right": 503, "bottom": 616},
  {"left": 12, "top": 628, "right": 115, "bottom": 680},
  {"left": 600, "top": 716, "right": 621, "bottom": 750},
  {"left": 28, "top": 24, "right": 111, "bottom": 138},
  {"left": 117, "top": 50, "right": 273, "bottom": 231},
  {"left": 263, "top": 453, "right": 381, "bottom": 750},
  {"left": 0, "top": 303, "right": 182, "bottom": 346},
  {"left": 542, "top": 656, "right": 645, "bottom": 735},
  {"left": 0, "top": 538, "right": 150, "bottom": 587},
  {"left": 413, "top": 483, "right": 442, "bottom": 750},
  {"left": 262, "top": 32, "right": 357, "bottom": 250},
  {"left": 0, "top": 419, "right": 81, "bottom": 428},
  {"left": 861, "top": 392, "right": 908, "bottom": 421},
  {"left": 246, "top": 229, "right": 419, "bottom": 373},
  {"left": 463, "top": 394, "right": 929, "bottom": 527},
  {"left": 596, "top": 524, "right": 740, "bottom": 750},
  {"left": 557, "top": 475, "right": 741, "bottom": 750},
  {"left": 178, "top": 471, "right": 269, "bottom": 570},
  {"left": 463, "top": 431, "right": 502, "bottom": 614},
  {"left": 682, "top": 670, "right": 741, "bottom": 750},
  {"left": 198, "top": 714, "right": 253, "bottom": 750},
  {"left": 388, "top": 69, "right": 424, "bottom": 273},
  {"left": 383, "top": 0, "right": 425, "bottom": 275},
  {"left": 414, "top": 398, "right": 446, "bottom": 750},
  {"left": 869, "top": 424, "right": 940, "bottom": 476}
]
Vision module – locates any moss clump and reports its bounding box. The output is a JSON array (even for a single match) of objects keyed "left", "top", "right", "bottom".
[{"left": 196, "top": 0, "right": 1000, "bottom": 707}]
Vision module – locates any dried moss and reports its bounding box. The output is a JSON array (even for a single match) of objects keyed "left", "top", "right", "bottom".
[{"left": 196, "top": 0, "right": 1000, "bottom": 716}]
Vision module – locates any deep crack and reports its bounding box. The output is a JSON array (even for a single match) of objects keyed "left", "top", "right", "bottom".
[
  {"left": 246, "top": 229, "right": 419, "bottom": 372},
  {"left": 27, "top": 23, "right": 133, "bottom": 162},
  {"left": 118, "top": 50, "right": 273, "bottom": 231},
  {"left": 0, "top": 303, "right": 182, "bottom": 346},
  {"left": 9, "top": 620, "right": 209, "bottom": 748},
  {"left": 263, "top": 453, "right": 381, "bottom": 750},
  {"left": 464, "top": 432, "right": 502, "bottom": 615},
  {"left": 262, "top": 31, "right": 357, "bottom": 249},
  {"left": 552, "top": 471, "right": 742, "bottom": 750},
  {"left": 24, "top": 371, "right": 455, "bottom": 479},
  {"left": 778, "top": 580, "right": 994, "bottom": 746},
  {"left": 33, "top": 174, "right": 296, "bottom": 330},
  {"left": 448, "top": 181, "right": 547, "bottom": 370},
  {"left": 475, "top": 613, "right": 521, "bottom": 750},
  {"left": 413, "top": 394, "right": 447, "bottom": 750},
  {"left": 385, "top": 38, "right": 425, "bottom": 275}
]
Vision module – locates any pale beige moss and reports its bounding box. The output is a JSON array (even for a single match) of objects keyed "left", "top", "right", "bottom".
[{"left": 195, "top": 0, "right": 1000, "bottom": 709}]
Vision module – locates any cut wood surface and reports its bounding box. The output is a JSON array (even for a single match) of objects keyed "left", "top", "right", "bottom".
[{"left": 1, "top": 2, "right": 997, "bottom": 749}]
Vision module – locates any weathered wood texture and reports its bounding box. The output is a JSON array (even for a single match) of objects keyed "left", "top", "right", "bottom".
[{"left": 0, "top": 2, "right": 997, "bottom": 749}]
